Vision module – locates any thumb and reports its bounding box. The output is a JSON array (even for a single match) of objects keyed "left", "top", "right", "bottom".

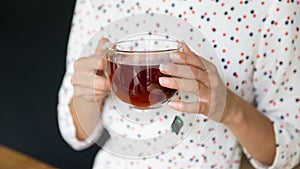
[
  {"left": 95, "top": 37, "right": 110, "bottom": 57},
  {"left": 94, "top": 38, "right": 110, "bottom": 71},
  {"left": 97, "top": 56, "right": 108, "bottom": 71},
  {"left": 181, "top": 41, "right": 193, "bottom": 54}
]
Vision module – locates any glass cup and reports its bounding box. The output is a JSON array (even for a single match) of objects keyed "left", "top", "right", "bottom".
[{"left": 105, "top": 39, "right": 183, "bottom": 110}]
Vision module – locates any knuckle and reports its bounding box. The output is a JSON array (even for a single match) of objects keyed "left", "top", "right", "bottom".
[
  {"left": 71, "top": 71, "right": 80, "bottom": 85},
  {"left": 75, "top": 57, "right": 86, "bottom": 68},
  {"left": 211, "top": 73, "right": 220, "bottom": 86},
  {"left": 207, "top": 70, "right": 217, "bottom": 80},
  {"left": 184, "top": 65, "right": 193, "bottom": 77},
  {"left": 197, "top": 103, "right": 202, "bottom": 114},
  {"left": 98, "top": 38, "right": 110, "bottom": 51},
  {"left": 192, "top": 67, "right": 200, "bottom": 80},
  {"left": 173, "top": 78, "right": 181, "bottom": 89},
  {"left": 207, "top": 64, "right": 217, "bottom": 74},
  {"left": 70, "top": 74, "right": 74, "bottom": 84},
  {"left": 194, "top": 84, "right": 201, "bottom": 94},
  {"left": 73, "top": 89, "right": 82, "bottom": 97},
  {"left": 204, "top": 103, "right": 210, "bottom": 115},
  {"left": 80, "top": 56, "right": 93, "bottom": 63},
  {"left": 170, "top": 63, "right": 177, "bottom": 74},
  {"left": 200, "top": 104, "right": 205, "bottom": 115},
  {"left": 180, "top": 102, "right": 187, "bottom": 111},
  {"left": 94, "top": 77, "right": 108, "bottom": 90},
  {"left": 93, "top": 77, "right": 101, "bottom": 87},
  {"left": 211, "top": 64, "right": 218, "bottom": 73},
  {"left": 97, "top": 82, "right": 106, "bottom": 90},
  {"left": 99, "top": 37, "right": 109, "bottom": 44},
  {"left": 99, "top": 38, "right": 106, "bottom": 43},
  {"left": 181, "top": 53, "right": 188, "bottom": 62},
  {"left": 104, "top": 80, "right": 111, "bottom": 90},
  {"left": 191, "top": 81, "right": 200, "bottom": 93},
  {"left": 77, "top": 57, "right": 86, "bottom": 63},
  {"left": 94, "top": 96, "right": 102, "bottom": 102},
  {"left": 76, "top": 89, "right": 94, "bottom": 101}
]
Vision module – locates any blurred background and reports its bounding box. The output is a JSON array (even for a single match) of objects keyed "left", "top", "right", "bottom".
[{"left": 0, "top": 0, "right": 100, "bottom": 168}]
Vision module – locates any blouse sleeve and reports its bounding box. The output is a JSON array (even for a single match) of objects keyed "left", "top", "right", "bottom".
[
  {"left": 57, "top": 0, "right": 104, "bottom": 150},
  {"left": 243, "top": 1, "right": 300, "bottom": 168}
]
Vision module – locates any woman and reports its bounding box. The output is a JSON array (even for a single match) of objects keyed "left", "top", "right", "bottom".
[{"left": 58, "top": 0, "right": 300, "bottom": 168}]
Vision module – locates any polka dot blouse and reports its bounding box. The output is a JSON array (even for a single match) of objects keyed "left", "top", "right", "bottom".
[{"left": 58, "top": 0, "right": 300, "bottom": 168}]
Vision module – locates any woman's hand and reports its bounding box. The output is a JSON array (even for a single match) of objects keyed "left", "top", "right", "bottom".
[
  {"left": 71, "top": 38, "right": 111, "bottom": 107},
  {"left": 159, "top": 43, "right": 276, "bottom": 165},
  {"left": 69, "top": 38, "right": 111, "bottom": 141},
  {"left": 159, "top": 42, "right": 228, "bottom": 123}
]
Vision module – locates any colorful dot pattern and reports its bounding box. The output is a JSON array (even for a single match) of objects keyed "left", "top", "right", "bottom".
[{"left": 58, "top": 0, "right": 300, "bottom": 168}]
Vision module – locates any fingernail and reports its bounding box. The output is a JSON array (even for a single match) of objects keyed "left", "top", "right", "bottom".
[
  {"left": 170, "top": 53, "right": 181, "bottom": 60},
  {"left": 159, "top": 64, "right": 170, "bottom": 72},
  {"left": 159, "top": 77, "right": 169, "bottom": 85}
]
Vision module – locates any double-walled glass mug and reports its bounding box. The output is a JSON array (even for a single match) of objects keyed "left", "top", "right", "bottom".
[{"left": 105, "top": 39, "right": 183, "bottom": 110}]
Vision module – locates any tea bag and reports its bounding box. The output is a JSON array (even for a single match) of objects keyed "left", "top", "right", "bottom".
[{"left": 171, "top": 115, "right": 184, "bottom": 135}]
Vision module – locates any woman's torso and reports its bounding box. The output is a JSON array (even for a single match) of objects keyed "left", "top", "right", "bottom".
[{"left": 71, "top": 1, "right": 274, "bottom": 168}]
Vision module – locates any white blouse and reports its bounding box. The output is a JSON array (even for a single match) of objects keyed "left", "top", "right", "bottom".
[{"left": 58, "top": 0, "right": 300, "bottom": 168}]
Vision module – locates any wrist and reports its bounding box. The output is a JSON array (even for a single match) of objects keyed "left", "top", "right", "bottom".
[
  {"left": 70, "top": 96, "right": 104, "bottom": 141},
  {"left": 72, "top": 96, "right": 105, "bottom": 114},
  {"left": 222, "top": 89, "right": 247, "bottom": 128}
]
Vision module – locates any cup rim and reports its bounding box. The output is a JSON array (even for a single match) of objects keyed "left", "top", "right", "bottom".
[{"left": 106, "top": 39, "right": 183, "bottom": 54}]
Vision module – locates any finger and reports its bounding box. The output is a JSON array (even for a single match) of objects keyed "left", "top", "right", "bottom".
[
  {"left": 72, "top": 70, "right": 86, "bottom": 86},
  {"left": 181, "top": 41, "right": 191, "bottom": 53},
  {"left": 74, "top": 83, "right": 110, "bottom": 103},
  {"left": 159, "top": 77, "right": 209, "bottom": 96},
  {"left": 74, "top": 55, "right": 108, "bottom": 72},
  {"left": 95, "top": 38, "right": 110, "bottom": 71},
  {"left": 74, "top": 86, "right": 110, "bottom": 97},
  {"left": 73, "top": 71, "right": 111, "bottom": 91},
  {"left": 170, "top": 51, "right": 206, "bottom": 71},
  {"left": 95, "top": 38, "right": 110, "bottom": 57},
  {"left": 174, "top": 42, "right": 208, "bottom": 71},
  {"left": 75, "top": 38, "right": 110, "bottom": 71},
  {"left": 159, "top": 63, "right": 210, "bottom": 88},
  {"left": 73, "top": 86, "right": 94, "bottom": 99},
  {"left": 169, "top": 100, "right": 209, "bottom": 115},
  {"left": 74, "top": 56, "right": 99, "bottom": 71},
  {"left": 93, "top": 75, "right": 111, "bottom": 91},
  {"left": 96, "top": 56, "right": 108, "bottom": 72}
]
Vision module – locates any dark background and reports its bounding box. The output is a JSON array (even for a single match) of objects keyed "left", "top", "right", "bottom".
[{"left": 0, "top": 0, "right": 100, "bottom": 168}]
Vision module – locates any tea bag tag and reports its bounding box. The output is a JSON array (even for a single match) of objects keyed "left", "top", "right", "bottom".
[{"left": 171, "top": 115, "right": 184, "bottom": 135}]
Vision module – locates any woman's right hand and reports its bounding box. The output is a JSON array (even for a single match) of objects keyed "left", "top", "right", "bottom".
[
  {"left": 71, "top": 38, "right": 111, "bottom": 108},
  {"left": 69, "top": 38, "right": 111, "bottom": 141}
]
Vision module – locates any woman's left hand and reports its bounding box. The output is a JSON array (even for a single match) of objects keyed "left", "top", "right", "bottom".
[{"left": 159, "top": 42, "right": 229, "bottom": 123}]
